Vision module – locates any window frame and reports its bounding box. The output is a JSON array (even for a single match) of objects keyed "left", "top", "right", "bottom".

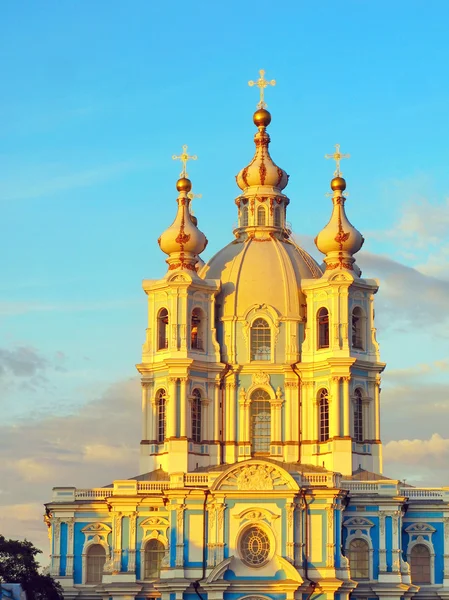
[
  {"left": 85, "top": 544, "right": 106, "bottom": 584},
  {"left": 347, "top": 537, "right": 370, "bottom": 580},
  {"left": 317, "top": 307, "right": 330, "bottom": 349},
  {"left": 353, "top": 388, "right": 363, "bottom": 443},
  {"left": 155, "top": 389, "right": 166, "bottom": 443},
  {"left": 157, "top": 308, "right": 169, "bottom": 351},
  {"left": 351, "top": 306, "right": 365, "bottom": 350},
  {"left": 190, "top": 307, "right": 205, "bottom": 351},
  {"left": 257, "top": 205, "right": 266, "bottom": 226},
  {"left": 144, "top": 538, "right": 165, "bottom": 580},
  {"left": 250, "top": 388, "right": 271, "bottom": 455},
  {"left": 191, "top": 388, "right": 202, "bottom": 443},
  {"left": 250, "top": 318, "right": 272, "bottom": 362},
  {"left": 241, "top": 205, "right": 249, "bottom": 227},
  {"left": 409, "top": 542, "right": 432, "bottom": 585},
  {"left": 318, "top": 388, "right": 329, "bottom": 442}
]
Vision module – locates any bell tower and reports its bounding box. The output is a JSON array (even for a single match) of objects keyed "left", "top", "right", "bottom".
[
  {"left": 136, "top": 150, "right": 223, "bottom": 475},
  {"left": 299, "top": 147, "right": 385, "bottom": 476}
]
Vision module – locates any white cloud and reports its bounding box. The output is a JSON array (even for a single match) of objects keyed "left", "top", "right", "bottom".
[{"left": 0, "top": 377, "right": 140, "bottom": 558}]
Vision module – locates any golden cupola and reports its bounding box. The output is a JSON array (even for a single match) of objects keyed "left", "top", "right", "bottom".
[
  {"left": 234, "top": 70, "right": 290, "bottom": 236},
  {"left": 235, "top": 108, "right": 289, "bottom": 191},
  {"left": 158, "top": 149, "right": 208, "bottom": 273},
  {"left": 315, "top": 145, "right": 364, "bottom": 276}
]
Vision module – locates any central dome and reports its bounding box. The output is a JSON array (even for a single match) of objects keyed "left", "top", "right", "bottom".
[{"left": 199, "top": 235, "right": 322, "bottom": 318}]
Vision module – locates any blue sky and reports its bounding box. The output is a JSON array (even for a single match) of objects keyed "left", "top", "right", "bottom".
[{"left": 1, "top": 0, "right": 449, "bottom": 555}]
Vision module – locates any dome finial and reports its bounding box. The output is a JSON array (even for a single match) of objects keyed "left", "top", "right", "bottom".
[
  {"left": 315, "top": 144, "right": 364, "bottom": 276},
  {"left": 248, "top": 69, "right": 276, "bottom": 109},
  {"left": 159, "top": 147, "right": 207, "bottom": 274}
]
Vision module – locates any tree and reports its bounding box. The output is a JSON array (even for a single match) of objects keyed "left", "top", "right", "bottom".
[{"left": 0, "top": 536, "right": 63, "bottom": 600}]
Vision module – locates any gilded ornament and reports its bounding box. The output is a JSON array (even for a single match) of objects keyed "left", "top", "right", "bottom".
[
  {"left": 325, "top": 144, "right": 350, "bottom": 178},
  {"left": 248, "top": 69, "right": 276, "bottom": 109},
  {"left": 172, "top": 145, "right": 197, "bottom": 179},
  {"left": 253, "top": 108, "right": 272, "bottom": 127}
]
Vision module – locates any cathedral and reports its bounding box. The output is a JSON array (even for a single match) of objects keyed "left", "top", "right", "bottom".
[{"left": 45, "top": 71, "right": 449, "bottom": 600}]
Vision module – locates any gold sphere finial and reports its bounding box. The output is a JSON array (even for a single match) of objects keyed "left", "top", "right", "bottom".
[
  {"left": 176, "top": 177, "right": 192, "bottom": 193},
  {"left": 331, "top": 176, "right": 346, "bottom": 192},
  {"left": 253, "top": 108, "right": 271, "bottom": 128}
]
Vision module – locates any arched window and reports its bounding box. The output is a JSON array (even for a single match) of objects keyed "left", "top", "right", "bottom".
[
  {"left": 241, "top": 205, "right": 249, "bottom": 227},
  {"left": 250, "top": 318, "right": 271, "bottom": 361},
  {"left": 257, "top": 205, "right": 266, "bottom": 226},
  {"left": 352, "top": 307, "right": 364, "bottom": 350},
  {"left": 86, "top": 544, "right": 106, "bottom": 584},
  {"left": 354, "top": 388, "right": 363, "bottom": 443},
  {"left": 273, "top": 206, "right": 281, "bottom": 227},
  {"left": 250, "top": 388, "right": 271, "bottom": 454},
  {"left": 191, "top": 388, "right": 202, "bottom": 443},
  {"left": 191, "top": 308, "right": 204, "bottom": 351},
  {"left": 317, "top": 308, "right": 329, "bottom": 349},
  {"left": 156, "top": 389, "right": 166, "bottom": 443},
  {"left": 410, "top": 544, "right": 431, "bottom": 584},
  {"left": 318, "top": 389, "right": 329, "bottom": 442},
  {"left": 348, "top": 538, "right": 370, "bottom": 580},
  {"left": 157, "top": 308, "right": 169, "bottom": 350},
  {"left": 144, "top": 539, "right": 165, "bottom": 579}
]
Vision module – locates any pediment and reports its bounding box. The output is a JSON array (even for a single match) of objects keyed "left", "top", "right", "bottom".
[
  {"left": 211, "top": 460, "right": 298, "bottom": 492},
  {"left": 405, "top": 522, "right": 436, "bottom": 534},
  {"left": 233, "top": 507, "right": 280, "bottom": 522},
  {"left": 141, "top": 516, "right": 170, "bottom": 531},
  {"left": 81, "top": 522, "right": 111, "bottom": 534},
  {"left": 343, "top": 517, "right": 374, "bottom": 529}
]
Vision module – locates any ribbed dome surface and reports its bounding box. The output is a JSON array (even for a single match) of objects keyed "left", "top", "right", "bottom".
[{"left": 199, "top": 236, "right": 322, "bottom": 318}]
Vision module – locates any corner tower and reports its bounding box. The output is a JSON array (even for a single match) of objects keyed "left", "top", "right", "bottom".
[
  {"left": 136, "top": 151, "right": 223, "bottom": 474},
  {"left": 299, "top": 148, "right": 385, "bottom": 475}
]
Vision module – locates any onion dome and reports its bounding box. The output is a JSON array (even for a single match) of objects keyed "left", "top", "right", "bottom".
[
  {"left": 315, "top": 174, "right": 364, "bottom": 276},
  {"left": 158, "top": 177, "right": 208, "bottom": 273},
  {"left": 236, "top": 108, "right": 289, "bottom": 191}
]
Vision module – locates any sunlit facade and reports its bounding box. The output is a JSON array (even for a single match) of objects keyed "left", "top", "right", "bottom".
[{"left": 45, "top": 78, "right": 449, "bottom": 600}]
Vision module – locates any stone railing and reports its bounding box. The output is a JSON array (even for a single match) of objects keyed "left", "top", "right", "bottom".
[
  {"left": 342, "top": 480, "right": 449, "bottom": 501},
  {"left": 51, "top": 468, "right": 343, "bottom": 502}
]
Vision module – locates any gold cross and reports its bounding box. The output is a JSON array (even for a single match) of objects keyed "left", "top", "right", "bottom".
[
  {"left": 325, "top": 143, "right": 350, "bottom": 177},
  {"left": 172, "top": 144, "right": 197, "bottom": 178},
  {"left": 248, "top": 69, "right": 276, "bottom": 109}
]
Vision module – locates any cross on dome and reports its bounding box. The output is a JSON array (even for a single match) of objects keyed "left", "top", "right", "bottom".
[
  {"left": 248, "top": 69, "right": 276, "bottom": 109},
  {"left": 325, "top": 143, "right": 350, "bottom": 177},
  {"left": 172, "top": 144, "right": 197, "bottom": 178}
]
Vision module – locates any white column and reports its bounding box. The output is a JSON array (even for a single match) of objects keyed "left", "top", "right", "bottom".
[
  {"left": 141, "top": 382, "right": 149, "bottom": 440},
  {"left": 342, "top": 376, "right": 350, "bottom": 437},
  {"left": 379, "top": 511, "right": 387, "bottom": 572},
  {"left": 167, "top": 377, "right": 178, "bottom": 438},
  {"left": 213, "top": 381, "right": 220, "bottom": 442},
  {"left": 226, "top": 381, "right": 236, "bottom": 442},
  {"left": 113, "top": 512, "right": 122, "bottom": 572},
  {"left": 50, "top": 518, "right": 61, "bottom": 577},
  {"left": 66, "top": 518, "right": 75, "bottom": 578},
  {"left": 326, "top": 504, "right": 335, "bottom": 567},
  {"left": 176, "top": 504, "right": 186, "bottom": 567},
  {"left": 128, "top": 513, "right": 137, "bottom": 573},
  {"left": 238, "top": 388, "right": 247, "bottom": 442},
  {"left": 286, "top": 503, "right": 295, "bottom": 563},
  {"left": 443, "top": 516, "right": 449, "bottom": 581},
  {"left": 374, "top": 374, "right": 381, "bottom": 440},
  {"left": 284, "top": 381, "right": 294, "bottom": 443},
  {"left": 331, "top": 376, "right": 341, "bottom": 438},
  {"left": 362, "top": 398, "right": 370, "bottom": 441},
  {"left": 203, "top": 399, "right": 210, "bottom": 440},
  {"left": 179, "top": 377, "right": 187, "bottom": 437}
]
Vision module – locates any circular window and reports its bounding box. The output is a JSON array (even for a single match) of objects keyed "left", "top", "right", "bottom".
[{"left": 239, "top": 526, "right": 271, "bottom": 567}]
